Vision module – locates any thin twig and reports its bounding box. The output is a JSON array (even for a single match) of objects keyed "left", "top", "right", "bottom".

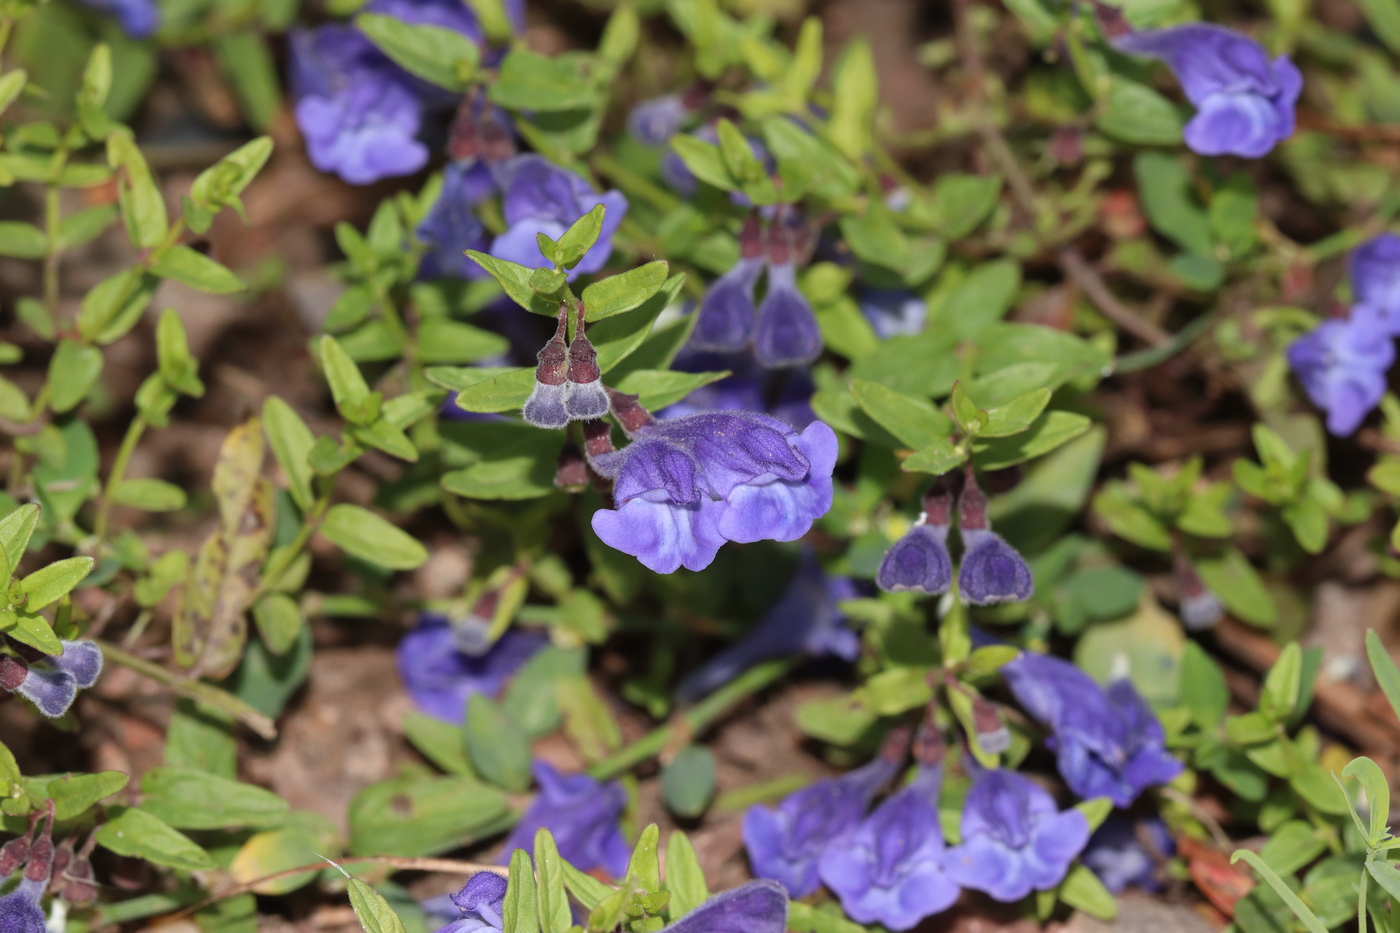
[
  {"left": 1161, "top": 786, "right": 1233, "bottom": 851},
  {"left": 1058, "top": 247, "right": 1172, "bottom": 347}
]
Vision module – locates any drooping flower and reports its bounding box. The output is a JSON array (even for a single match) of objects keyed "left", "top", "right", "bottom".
[
  {"left": 944, "top": 769, "right": 1090, "bottom": 902},
  {"left": 418, "top": 161, "right": 498, "bottom": 279},
  {"left": 1001, "top": 653, "right": 1183, "bottom": 807},
  {"left": 677, "top": 549, "right": 858, "bottom": 701},
  {"left": 1350, "top": 232, "right": 1400, "bottom": 331},
  {"left": 858, "top": 288, "right": 926, "bottom": 339},
  {"left": 0, "top": 803, "right": 53, "bottom": 933},
  {"left": 877, "top": 525, "right": 953, "bottom": 595},
  {"left": 501, "top": 762, "right": 630, "bottom": 878},
  {"left": 818, "top": 766, "right": 960, "bottom": 930},
  {"left": 1286, "top": 304, "right": 1395, "bottom": 437},
  {"left": 664, "top": 881, "right": 788, "bottom": 933},
  {"left": 489, "top": 155, "right": 628, "bottom": 276},
  {"left": 754, "top": 262, "right": 822, "bottom": 369},
  {"left": 0, "top": 640, "right": 103, "bottom": 719},
  {"left": 396, "top": 616, "right": 548, "bottom": 724},
  {"left": 743, "top": 751, "right": 900, "bottom": 896},
  {"left": 79, "top": 0, "right": 159, "bottom": 37},
  {"left": 589, "top": 410, "right": 837, "bottom": 574},
  {"left": 956, "top": 472, "right": 1032, "bottom": 605},
  {"left": 692, "top": 257, "right": 765, "bottom": 352},
  {"left": 1082, "top": 816, "right": 1173, "bottom": 894},
  {"left": 1113, "top": 23, "right": 1302, "bottom": 158},
  {"left": 428, "top": 872, "right": 508, "bottom": 933}
]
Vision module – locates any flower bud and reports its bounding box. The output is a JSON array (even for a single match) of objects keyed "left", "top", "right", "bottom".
[
  {"left": 606, "top": 390, "right": 654, "bottom": 436},
  {"left": 523, "top": 309, "right": 571, "bottom": 430},
  {"left": 1174, "top": 552, "right": 1222, "bottom": 630},
  {"left": 555, "top": 442, "right": 589, "bottom": 492},
  {"left": 876, "top": 525, "right": 952, "bottom": 595},
  {"left": 564, "top": 310, "right": 609, "bottom": 421}
]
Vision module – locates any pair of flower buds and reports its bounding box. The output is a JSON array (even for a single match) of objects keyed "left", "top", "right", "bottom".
[
  {"left": 876, "top": 468, "right": 1033, "bottom": 605},
  {"left": 523, "top": 304, "right": 610, "bottom": 430}
]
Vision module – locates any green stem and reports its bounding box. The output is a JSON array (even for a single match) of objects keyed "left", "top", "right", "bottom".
[
  {"left": 94, "top": 639, "right": 277, "bottom": 739},
  {"left": 587, "top": 657, "right": 798, "bottom": 780},
  {"left": 591, "top": 151, "right": 681, "bottom": 215},
  {"left": 42, "top": 177, "right": 64, "bottom": 319},
  {"left": 94, "top": 414, "right": 147, "bottom": 539}
]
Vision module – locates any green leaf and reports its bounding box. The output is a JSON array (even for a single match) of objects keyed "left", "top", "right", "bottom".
[
  {"left": 980, "top": 388, "right": 1053, "bottom": 438},
  {"left": 1290, "top": 762, "right": 1349, "bottom": 816},
  {"left": 555, "top": 204, "right": 606, "bottom": 270},
  {"left": 113, "top": 478, "right": 187, "bottom": 511},
  {"left": 47, "top": 339, "right": 103, "bottom": 413},
  {"left": 19, "top": 556, "right": 93, "bottom": 612},
  {"left": 355, "top": 14, "right": 479, "bottom": 91},
  {"left": 902, "top": 437, "right": 968, "bottom": 475},
  {"left": 490, "top": 51, "right": 597, "bottom": 111},
  {"left": 663, "top": 831, "right": 709, "bottom": 919},
  {"left": 156, "top": 309, "right": 202, "bottom": 396},
  {"left": 787, "top": 902, "right": 861, "bottom": 933},
  {"left": 1134, "top": 152, "right": 1212, "bottom": 256},
  {"left": 213, "top": 34, "right": 281, "bottom": 134},
  {"left": 429, "top": 367, "right": 535, "bottom": 414},
  {"left": 1259, "top": 820, "right": 1328, "bottom": 876},
  {"left": 165, "top": 698, "right": 236, "bottom": 778},
  {"left": 582, "top": 261, "right": 670, "bottom": 321},
  {"left": 661, "top": 747, "right": 716, "bottom": 819},
  {"left": 856, "top": 666, "right": 934, "bottom": 715},
  {"left": 609, "top": 369, "right": 728, "bottom": 410},
  {"left": 252, "top": 592, "right": 302, "bottom": 655},
  {"left": 0, "top": 221, "right": 47, "bottom": 259},
  {"left": 1195, "top": 548, "right": 1276, "bottom": 626},
  {"left": 1231, "top": 850, "right": 1329, "bottom": 933},
  {"left": 827, "top": 38, "right": 876, "bottom": 160},
  {"left": 58, "top": 205, "right": 119, "bottom": 250},
  {"left": 26, "top": 771, "right": 128, "bottom": 820},
  {"left": 849, "top": 379, "right": 953, "bottom": 449},
  {"left": 669, "top": 133, "right": 736, "bottom": 191},
  {"left": 96, "top": 806, "right": 215, "bottom": 872},
  {"left": 1058, "top": 864, "right": 1116, "bottom": 920},
  {"left": 928, "top": 260, "right": 1021, "bottom": 342},
  {"left": 535, "top": 830, "right": 573, "bottom": 933},
  {"left": 149, "top": 246, "right": 245, "bottom": 294},
  {"left": 1341, "top": 756, "right": 1391, "bottom": 846},
  {"left": 349, "top": 878, "right": 409, "bottom": 933},
  {"left": 465, "top": 694, "right": 532, "bottom": 791},
  {"left": 319, "top": 335, "right": 374, "bottom": 418},
  {"left": 320, "top": 504, "right": 428, "bottom": 570},
  {"left": 1356, "top": 0, "right": 1400, "bottom": 54},
  {"left": 78, "top": 268, "right": 159, "bottom": 345},
  {"left": 1368, "top": 859, "right": 1400, "bottom": 907},
  {"left": 1366, "top": 629, "right": 1400, "bottom": 724},
  {"left": 349, "top": 774, "right": 509, "bottom": 856},
  {"left": 0, "top": 70, "right": 27, "bottom": 118},
  {"left": 839, "top": 204, "right": 909, "bottom": 272},
  {"left": 560, "top": 859, "right": 615, "bottom": 909},
  {"left": 504, "top": 849, "right": 540, "bottom": 933},
  {"left": 414, "top": 320, "right": 510, "bottom": 366},
  {"left": 401, "top": 710, "right": 473, "bottom": 776},
  {"left": 0, "top": 505, "right": 39, "bottom": 573},
  {"left": 1180, "top": 641, "right": 1228, "bottom": 729},
  {"left": 762, "top": 117, "right": 859, "bottom": 201},
  {"left": 4, "top": 612, "right": 62, "bottom": 656},
  {"left": 108, "top": 129, "right": 168, "bottom": 249},
  {"left": 1092, "top": 482, "right": 1172, "bottom": 550},
  {"left": 626, "top": 823, "right": 662, "bottom": 892},
  {"left": 140, "top": 767, "right": 290, "bottom": 829},
  {"left": 262, "top": 396, "right": 317, "bottom": 511},
  {"left": 466, "top": 252, "right": 559, "bottom": 316},
  {"left": 229, "top": 811, "right": 340, "bottom": 895},
  {"left": 1095, "top": 77, "right": 1184, "bottom": 145},
  {"left": 971, "top": 410, "right": 1092, "bottom": 470},
  {"left": 1260, "top": 642, "right": 1303, "bottom": 722}
]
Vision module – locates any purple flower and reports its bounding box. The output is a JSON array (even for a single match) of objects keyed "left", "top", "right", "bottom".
[
  {"left": 743, "top": 754, "right": 899, "bottom": 896},
  {"left": 290, "top": 27, "right": 430, "bottom": 185},
  {"left": 0, "top": 876, "right": 45, "bottom": 933},
  {"left": 590, "top": 413, "right": 838, "bottom": 574},
  {"left": 958, "top": 529, "right": 1033, "bottom": 605},
  {"left": 429, "top": 872, "right": 507, "bottom": 933},
  {"left": 418, "top": 161, "right": 497, "bottom": 279},
  {"left": 1082, "top": 816, "right": 1172, "bottom": 894},
  {"left": 1286, "top": 304, "right": 1395, "bottom": 437},
  {"left": 661, "top": 350, "right": 816, "bottom": 431},
  {"left": 79, "top": 0, "right": 158, "bottom": 37},
  {"left": 877, "top": 525, "right": 953, "bottom": 595},
  {"left": 677, "top": 549, "right": 858, "bottom": 701},
  {"left": 754, "top": 263, "right": 822, "bottom": 369},
  {"left": 1350, "top": 232, "right": 1400, "bottom": 331},
  {"left": 665, "top": 881, "right": 788, "bottom": 933},
  {"left": 1114, "top": 24, "right": 1302, "bottom": 158},
  {"left": 0, "top": 640, "right": 102, "bottom": 719},
  {"left": 818, "top": 766, "right": 960, "bottom": 930},
  {"left": 858, "top": 288, "right": 926, "bottom": 339},
  {"left": 489, "top": 156, "right": 628, "bottom": 276},
  {"left": 692, "top": 258, "right": 764, "bottom": 352},
  {"left": 396, "top": 616, "right": 548, "bottom": 723},
  {"left": 1002, "top": 653, "right": 1183, "bottom": 807},
  {"left": 628, "top": 94, "right": 689, "bottom": 147},
  {"left": 501, "top": 762, "right": 629, "bottom": 878},
  {"left": 944, "top": 769, "right": 1089, "bottom": 902}
]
